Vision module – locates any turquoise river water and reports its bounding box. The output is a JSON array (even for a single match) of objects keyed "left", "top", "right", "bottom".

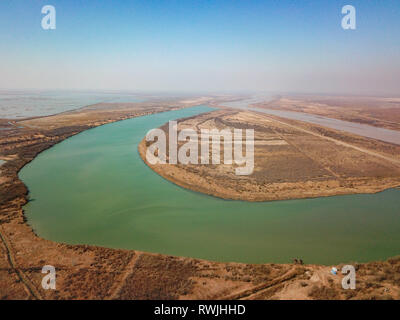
[{"left": 19, "top": 105, "right": 400, "bottom": 265}]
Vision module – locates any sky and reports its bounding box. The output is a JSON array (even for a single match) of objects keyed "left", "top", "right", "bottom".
[{"left": 0, "top": 0, "right": 399, "bottom": 95}]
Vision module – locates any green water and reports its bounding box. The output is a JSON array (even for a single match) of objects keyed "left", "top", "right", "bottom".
[{"left": 19, "top": 105, "right": 400, "bottom": 265}]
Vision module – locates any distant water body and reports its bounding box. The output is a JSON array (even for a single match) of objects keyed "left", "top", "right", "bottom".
[
  {"left": 223, "top": 97, "right": 400, "bottom": 145},
  {"left": 0, "top": 91, "right": 145, "bottom": 119}
]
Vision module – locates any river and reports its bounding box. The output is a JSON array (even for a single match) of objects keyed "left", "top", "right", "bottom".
[{"left": 19, "top": 105, "right": 400, "bottom": 265}]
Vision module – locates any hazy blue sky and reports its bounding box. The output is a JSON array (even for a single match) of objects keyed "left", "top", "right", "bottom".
[{"left": 1, "top": 0, "right": 399, "bottom": 94}]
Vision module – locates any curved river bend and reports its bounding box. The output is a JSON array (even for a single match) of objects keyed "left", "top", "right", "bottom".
[
  {"left": 20, "top": 105, "right": 400, "bottom": 265},
  {"left": 222, "top": 98, "right": 400, "bottom": 145}
]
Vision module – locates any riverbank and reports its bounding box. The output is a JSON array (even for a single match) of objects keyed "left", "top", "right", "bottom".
[{"left": 1, "top": 103, "right": 400, "bottom": 299}]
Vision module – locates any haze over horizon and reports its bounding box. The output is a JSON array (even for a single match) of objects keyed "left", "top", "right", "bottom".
[{"left": 1, "top": 0, "right": 399, "bottom": 95}]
